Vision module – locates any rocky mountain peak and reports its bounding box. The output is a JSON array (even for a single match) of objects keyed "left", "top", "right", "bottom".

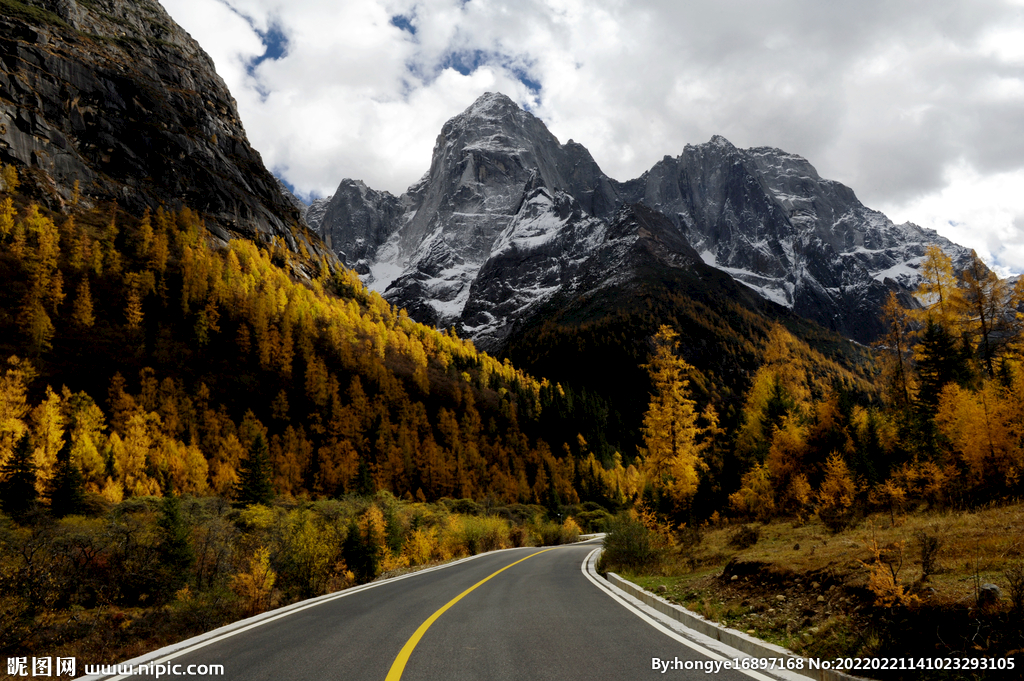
[
  {"left": 315, "top": 93, "right": 975, "bottom": 346},
  {"left": 448, "top": 92, "right": 525, "bottom": 128}
]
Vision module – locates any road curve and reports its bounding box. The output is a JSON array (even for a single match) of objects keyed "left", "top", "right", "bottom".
[{"left": 85, "top": 540, "right": 776, "bottom": 681}]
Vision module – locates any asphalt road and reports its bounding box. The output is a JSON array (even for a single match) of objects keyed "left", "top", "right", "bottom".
[{"left": 85, "top": 540, "right": 771, "bottom": 681}]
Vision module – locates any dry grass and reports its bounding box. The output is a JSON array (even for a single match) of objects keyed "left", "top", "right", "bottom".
[
  {"left": 678, "top": 503, "right": 1024, "bottom": 605},
  {"left": 617, "top": 502, "right": 1024, "bottom": 676}
]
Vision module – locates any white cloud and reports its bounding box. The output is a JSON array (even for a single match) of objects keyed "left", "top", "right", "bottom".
[
  {"left": 880, "top": 162, "right": 1024, "bottom": 278},
  {"left": 162, "top": 0, "right": 1024, "bottom": 274}
]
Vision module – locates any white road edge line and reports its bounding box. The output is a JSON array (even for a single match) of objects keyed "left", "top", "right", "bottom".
[
  {"left": 80, "top": 544, "right": 544, "bottom": 680},
  {"left": 580, "top": 547, "right": 803, "bottom": 681}
]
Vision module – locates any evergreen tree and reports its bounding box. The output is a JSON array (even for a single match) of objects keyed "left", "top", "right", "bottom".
[
  {"left": 234, "top": 432, "right": 274, "bottom": 507},
  {"left": 0, "top": 432, "right": 38, "bottom": 519},
  {"left": 49, "top": 438, "right": 85, "bottom": 518},
  {"left": 156, "top": 492, "right": 195, "bottom": 593},
  {"left": 352, "top": 456, "right": 375, "bottom": 497},
  {"left": 916, "top": 318, "right": 973, "bottom": 414},
  {"left": 342, "top": 517, "right": 371, "bottom": 582}
]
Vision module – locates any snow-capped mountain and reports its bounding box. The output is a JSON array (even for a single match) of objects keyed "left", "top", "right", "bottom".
[
  {"left": 617, "top": 137, "right": 974, "bottom": 340},
  {"left": 316, "top": 92, "right": 973, "bottom": 348}
]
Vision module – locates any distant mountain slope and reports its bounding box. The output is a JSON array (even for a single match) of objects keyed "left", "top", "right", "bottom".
[
  {"left": 315, "top": 92, "right": 973, "bottom": 346},
  {"left": 0, "top": 0, "right": 330, "bottom": 262}
]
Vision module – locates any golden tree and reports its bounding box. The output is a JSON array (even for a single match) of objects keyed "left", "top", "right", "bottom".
[
  {"left": 959, "top": 251, "right": 1014, "bottom": 377},
  {"left": 815, "top": 452, "right": 857, "bottom": 531},
  {"left": 915, "top": 245, "right": 961, "bottom": 327},
  {"left": 72, "top": 278, "right": 95, "bottom": 328},
  {"left": 729, "top": 461, "right": 775, "bottom": 520},
  {"left": 640, "top": 325, "right": 713, "bottom": 505}
]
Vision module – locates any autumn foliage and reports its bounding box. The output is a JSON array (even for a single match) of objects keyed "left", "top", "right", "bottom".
[{"left": 0, "top": 183, "right": 643, "bottom": 509}]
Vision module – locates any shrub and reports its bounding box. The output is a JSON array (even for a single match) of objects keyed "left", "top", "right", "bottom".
[
  {"left": 860, "top": 535, "right": 918, "bottom": 608},
  {"left": 458, "top": 515, "right": 510, "bottom": 554},
  {"left": 229, "top": 546, "right": 276, "bottom": 616},
  {"left": 601, "top": 513, "right": 667, "bottom": 573},
  {"left": 728, "top": 524, "right": 760, "bottom": 549},
  {"left": 1005, "top": 561, "right": 1024, "bottom": 612},
  {"left": 576, "top": 508, "right": 613, "bottom": 532},
  {"left": 561, "top": 517, "right": 582, "bottom": 543}
]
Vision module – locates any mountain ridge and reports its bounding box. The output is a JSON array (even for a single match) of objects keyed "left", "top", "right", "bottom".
[{"left": 315, "top": 92, "right": 975, "bottom": 347}]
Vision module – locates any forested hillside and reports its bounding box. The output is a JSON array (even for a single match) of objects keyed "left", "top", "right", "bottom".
[
  {"left": 725, "top": 246, "right": 1024, "bottom": 526},
  {"left": 0, "top": 165, "right": 641, "bottom": 515}
]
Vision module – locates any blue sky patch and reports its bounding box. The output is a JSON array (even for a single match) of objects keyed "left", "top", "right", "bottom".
[
  {"left": 247, "top": 23, "right": 288, "bottom": 76},
  {"left": 511, "top": 66, "right": 542, "bottom": 95},
  {"left": 391, "top": 14, "right": 417, "bottom": 35},
  {"left": 442, "top": 49, "right": 489, "bottom": 76}
]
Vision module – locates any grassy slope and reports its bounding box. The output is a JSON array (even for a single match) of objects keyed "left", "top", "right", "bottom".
[{"left": 619, "top": 504, "right": 1024, "bottom": 680}]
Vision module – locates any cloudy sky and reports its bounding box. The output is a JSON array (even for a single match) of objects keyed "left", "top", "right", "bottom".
[{"left": 162, "top": 0, "right": 1024, "bottom": 275}]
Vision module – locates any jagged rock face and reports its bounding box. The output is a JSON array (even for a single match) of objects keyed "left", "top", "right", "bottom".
[
  {"left": 316, "top": 180, "right": 402, "bottom": 273},
  {"left": 460, "top": 186, "right": 607, "bottom": 348},
  {"left": 318, "top": 92, "right": 978, "bottom": 347},
  {"left": 303, "top": 195, "right": 332, "bottom": 233},
  {"left": 0, "top": 0, "right": 330, "bottom": 259},
  {"left": 318, "top": 92, "right": 618, "bottom": 329},
  {"left": 620, "top": 137, "right": 974, "bottom": 341}
]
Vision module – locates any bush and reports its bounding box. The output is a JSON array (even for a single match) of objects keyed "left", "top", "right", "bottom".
[
  {"left": 440, "top": 498, "right": 482, "bottom": 516},
  {"left": 576, "top": 509, "right": 613, "bottom": 532},
  {"left": 458, "top": 515, "right": 510, "bottom": 554},
  {"left": 1006, "top": 561, "right": 1024, "bottom": 612},
  {"left": 601, "top": 513, "right": 665, "bottom": 573},
  {"left": 728, "top": 524, "right": 760, "bottom": 549}
]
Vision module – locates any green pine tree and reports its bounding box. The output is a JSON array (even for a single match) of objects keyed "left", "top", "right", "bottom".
[
  {"left": 234, "top": 432, "right": 274, "bottom": 507},
  {"left": 156, "top": 492, "right": 195, "bottom": 594},
  {"left": 916, "top": 318, "right": 974, "bottom": 415},
  {"left": 49, "top": 439, "right": 85, "bottom": 518},
  {"left": 0, "top": 432, "right": 38, "bottom": 520}
]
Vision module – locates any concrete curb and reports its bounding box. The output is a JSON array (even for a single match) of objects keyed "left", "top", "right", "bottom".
[{"left": 602, "top": 568, "right": 867, "bottom": 681}]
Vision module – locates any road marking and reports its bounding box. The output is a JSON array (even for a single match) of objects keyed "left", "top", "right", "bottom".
[
  {"left": 580, "top": 548, "right": 783, "bottom": 681},
  {"left": 81, "top": 546, "right": 533, "bottom": 680},
  {"left": 385, "top": 547, "right": 558, "bottom": 681}
]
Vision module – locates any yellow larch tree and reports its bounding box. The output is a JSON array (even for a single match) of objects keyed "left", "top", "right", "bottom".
[
  {"left": 639, "top": 325, "right": 714, "bottom": 505},
  {"left": 915, "top": 245, "right": 961, "bottom": 327},
  {"left": 72, "top": 278, "right": 96, "bottom": 328},
  {"left": 959, "top": 251, "right": 1014, "bottom": 377},
  {"left": 0, "top": 356, "right": 33, "bottom": 467}
]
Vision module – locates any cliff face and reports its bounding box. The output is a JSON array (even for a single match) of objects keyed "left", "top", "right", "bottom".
[{"left": 0, "top": 0, "right": 329, "bottom": 259}]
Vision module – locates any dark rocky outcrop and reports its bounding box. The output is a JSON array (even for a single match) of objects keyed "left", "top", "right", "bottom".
[
  {"left": 0, "top": 0, "right": 331, "bottom": 261},
  {"left": 316, "top": 179, "right": 402, "bottom": 272}
]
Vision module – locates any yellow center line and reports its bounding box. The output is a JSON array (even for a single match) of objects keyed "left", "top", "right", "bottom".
[{"left": 385, "top": 547, "right": 559, "bottom": 681}]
